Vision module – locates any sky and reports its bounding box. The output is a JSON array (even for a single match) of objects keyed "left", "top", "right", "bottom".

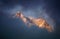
[{"left": 0, "top": 0, "right": 60, "bottom": 39}]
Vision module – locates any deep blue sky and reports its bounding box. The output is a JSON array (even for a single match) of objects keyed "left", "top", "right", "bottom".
[{"left": 0, "top": 0, "right": 60, "bottom": 39}]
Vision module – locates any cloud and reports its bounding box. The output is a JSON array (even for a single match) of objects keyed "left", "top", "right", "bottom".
[{"left": 2, "top": 4, "right": 55, "bottom": 28}]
